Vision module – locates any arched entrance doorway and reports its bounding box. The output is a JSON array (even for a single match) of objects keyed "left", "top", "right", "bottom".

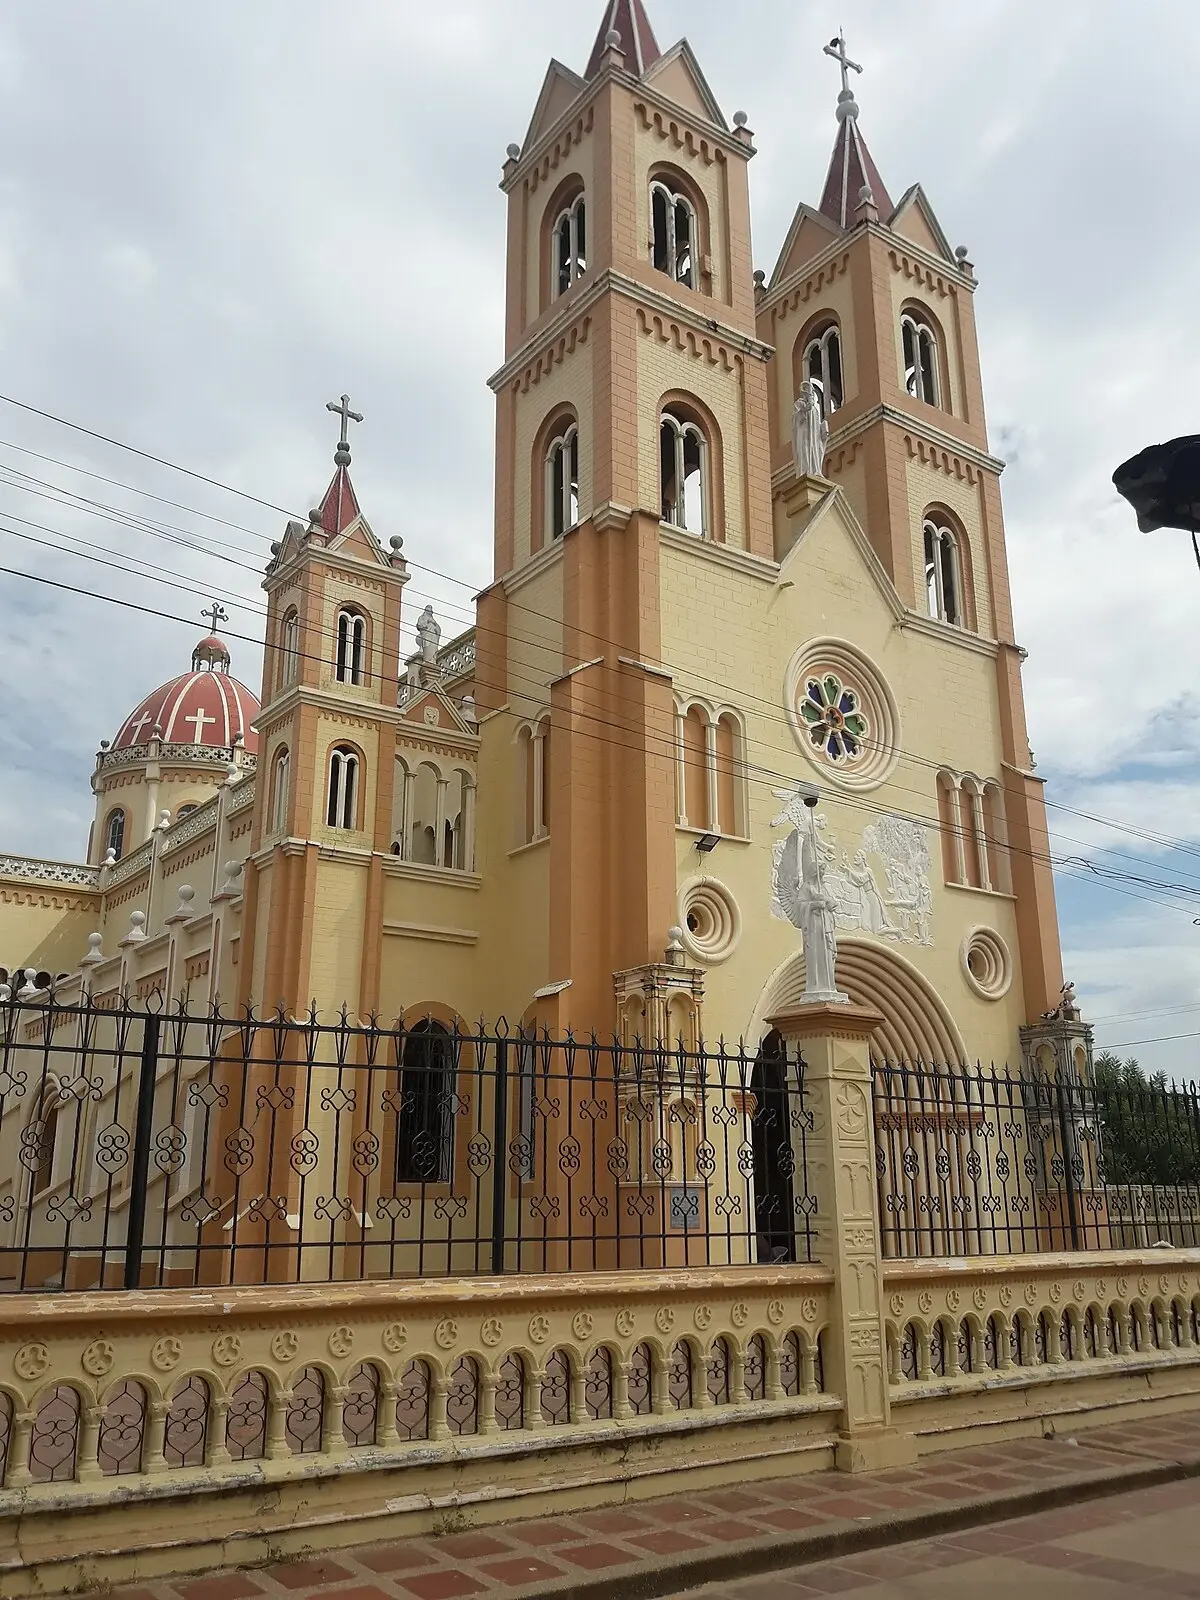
[{"left": 750, "top": 1030, "right": 796, "bottom": 1263}]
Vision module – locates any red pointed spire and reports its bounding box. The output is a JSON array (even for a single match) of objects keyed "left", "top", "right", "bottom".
[
  {"left": 316, "top": 463, "right": 362, "bottom": 536},
  {"left": 818, "top": 107, "right": 893, "bottom": 232},
  {"left": 585, "top": 0, "right": 662, "bottom": 77}
]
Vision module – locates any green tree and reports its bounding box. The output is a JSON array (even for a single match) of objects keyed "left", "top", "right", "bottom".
[{"left": 1092, "top": 1050, "right": 1200, "bottom": 1187}]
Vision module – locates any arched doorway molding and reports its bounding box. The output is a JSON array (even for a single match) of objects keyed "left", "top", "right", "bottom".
[{"left": 748, "top": 938, "right": 967, "bottom": 1066}]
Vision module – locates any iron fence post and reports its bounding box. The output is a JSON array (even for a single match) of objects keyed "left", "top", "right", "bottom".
[
  {"left": 123, "top": 1011, "right": 161, "bottom": 1290},
  {"left": 1053, "top": 1074, "right": 1081, "bottom": 1251},
  {"left": 491, "top": 1036, "right": 508, "bottom": 1275}
]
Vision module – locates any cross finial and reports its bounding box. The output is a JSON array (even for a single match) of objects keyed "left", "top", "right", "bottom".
[
  {"left": 326, "top": 393, "right": 363, "bottom": 466},
  {"left": 201, "top": 602, "right": 229, "bottom": 633},
  {"left": 823, "top": 28, "right": 863, "bottom": 98}
]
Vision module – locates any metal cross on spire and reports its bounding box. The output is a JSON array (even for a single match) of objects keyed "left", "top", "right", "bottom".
[
  {"left": 201, "top": 601, "right": 229, "bottom": 633},
  {"left": 326, "top": 393, "right": 363, "bottom": 466},
  {"left": 823, "top": 28, "right": 863, "bottom": 96}
]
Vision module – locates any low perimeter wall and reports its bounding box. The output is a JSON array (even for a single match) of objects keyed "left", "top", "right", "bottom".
[{"left": 5, "top": 1253, "right": 1200, "bottom": 1594}]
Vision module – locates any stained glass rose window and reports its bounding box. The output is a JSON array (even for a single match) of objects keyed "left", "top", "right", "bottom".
[{"left": 800, "top": 673, "right": 868, "bottom": 763}]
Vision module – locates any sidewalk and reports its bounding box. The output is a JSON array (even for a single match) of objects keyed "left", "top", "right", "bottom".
[{"left": 109, "top": 1411, "right": 1200, "bottom": 1600}]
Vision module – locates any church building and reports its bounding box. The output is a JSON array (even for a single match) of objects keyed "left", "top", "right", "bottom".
[{"left": 0, "top": 0, "right": 1065, "bottom": 1073}]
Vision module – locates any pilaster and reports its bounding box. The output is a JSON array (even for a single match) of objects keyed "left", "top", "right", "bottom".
[{"left": 769, "top": 1002, "right": 915, "bottom": 1472}]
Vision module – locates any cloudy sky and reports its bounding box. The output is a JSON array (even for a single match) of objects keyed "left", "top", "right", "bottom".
[{"left": 1, "top": 0, "right": 1199, "bottom": 1071}]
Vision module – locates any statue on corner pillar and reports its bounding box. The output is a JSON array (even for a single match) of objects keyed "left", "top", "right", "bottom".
[{"left": 791, "top": 379, "right": 829, "bottom": 480}]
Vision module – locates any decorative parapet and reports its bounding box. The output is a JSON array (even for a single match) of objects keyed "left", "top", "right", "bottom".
[
  {"left": 227, "top": 776, "right": 256, "bottom": 816},
  {"left": 0, "top": 857, "right": 100, "bottom": 890},
  {"left": 883, "top": 1248, "right": 1200, "bottom": 1398},
  {"left": 159, "top": 797, "right": 220, "bottom": 854},
  {"left": 105, "top": 839, "right": 154, "bottom": 888},
  {"left": 0, "top": 1266, "right": 836, "bottom": 1589},
  {"left": 96, "top": 744, "right": 258, "bottom": 775}
]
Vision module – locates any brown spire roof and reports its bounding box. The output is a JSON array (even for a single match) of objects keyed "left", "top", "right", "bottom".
[
  {"left": 818, "top": 100, "right": 894, "bottom": 232},
  {"left": 316, "top": 463, "right": 362, "bottom": 537},
  {"left": 585, "top": 0, "right": 662, "bottom": 77}
]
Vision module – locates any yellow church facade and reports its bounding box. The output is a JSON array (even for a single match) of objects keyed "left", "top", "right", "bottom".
[{"left": 0, "top": 1, "right": 1064, "bottom": 1075}]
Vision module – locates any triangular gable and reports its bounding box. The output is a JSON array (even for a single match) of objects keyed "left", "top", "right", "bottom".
[
  {"left": 642, "top": 41, "right": 727, "bottom": 129},
  {"left": 328, "top": 514, "right": 389, "bottom": 569},
  {"left": 399, "top": 683, "right": 477, "bottom": 738},
  {"left": 272, "top": 519, "right": 307, "bottom": 572},
  {"left": 888, "top": 183, "right": 955, "bottom": 264},
  {"left": 523, "top": 59, "right": 586, "bottom": 151},
  {"left": 779, "top": 484, "right": 905, "bottom": 623},
  {"left": 768, "top": 200, "right": 845, "bottom": 287}
]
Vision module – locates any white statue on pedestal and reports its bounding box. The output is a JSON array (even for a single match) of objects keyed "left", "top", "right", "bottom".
[
  {"left": 772, "top": 787, "right": 849, "bottom": 1005},
  {"left": 791, "top": 379, "right": 829, "bottom": 480},
  {"left": 416, "top": 605, "right": 441, "bottom": 671}
]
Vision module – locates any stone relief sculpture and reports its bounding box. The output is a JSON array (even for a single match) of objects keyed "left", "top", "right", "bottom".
[{"left": 772, "top": 789, "right": 933, "bottom": 948}]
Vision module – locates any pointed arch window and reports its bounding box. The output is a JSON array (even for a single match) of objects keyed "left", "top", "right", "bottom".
[
  {"left": 923, "top": 518, "right": 961, "bottom": 625},
  {"left": 660, "top": 409, "right": 708, "bottom": 536},
  {"left": 280, "top": 608, "right": 300, "bottom": 688},
  {"left": 553, "top": 193, "right": 587, "bottom": 297},
  {"left": 327, "top": 746, "right": 359, "bottom": 830},
  {"left": 271, "top": 747, "right": 290, "bottom": 834},
  {"left": 104, "top": 808, "right": 126, "bottom": 863},
  {"left": 651, "top": 181, "right": 697, "bottom": 289},
  {"left": 546, "top": 421, "right": 580, "bottom": 541},
  {"left": 396, "top": 1019, "right": 454, "bottom": 1183},
  {"left": 31, "top": 1090, "right": 61, "bottom": 1196},
  {"left": 804, "top": 322, "right": 843, "bottom": 418},
  {"left": 335, "top": 609, "right": 366, "bottom": 686},
  {"left": 902, "top": 312, "right": 940, "bottom": 406}
]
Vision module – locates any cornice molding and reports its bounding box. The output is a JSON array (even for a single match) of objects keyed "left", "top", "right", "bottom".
[
  {"left": 759, "top": 219, "right": 975, "bottom": 321},
  {"left": 827, "top": 403, "right": 1006, "bottom": 477},
  {"left": 659, "top": 524, "right": 779, "bottom": 585},
  {"left": 489, "top": 269, "right": 771, "bottom": 393},
  {"left": 501, "top": 534, "right": 564, "bottom": 596},
  {"left": 897, "top": 610, "right": 999, "bottom": 658}
]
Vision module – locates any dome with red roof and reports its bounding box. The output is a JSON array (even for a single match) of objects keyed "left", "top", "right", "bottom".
[{"left": 113, "top": 635, "right": 260, "bottom": 753}]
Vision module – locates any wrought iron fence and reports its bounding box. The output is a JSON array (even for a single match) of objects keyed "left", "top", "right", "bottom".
[
  {"left": 0, "top": 995, "right": 816, "bottom": 1292},
  {"left": 873, "top": 1060, "right": 1200, "bottom": 1258}
]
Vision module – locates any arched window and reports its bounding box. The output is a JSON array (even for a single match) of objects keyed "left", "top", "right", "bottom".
[
  {"left": 660, "top": 408, "right": 708, "bottom": 535},
  {"left": 335, "top": 609, "right": 366, "bottom": 686},
  {"left": 923, "top": 517, "right": 961, "bottom": 625},
  {"left": 327, "top": 746, "right": 359, "bottom": 830},
  {"left": 804, "top": 322, "right": 843, "bottom": 418},
  {"left": 553, "top": 192, "right": 587, "bottom": 297},
  {"left": 545, "top": 421, "right": 580, "bottom": 541},
  {"left": 104, "top": 808, "right": 126, "bottom": 862},
  {"left": 651, "top": 180, "right": 697, "bottom": 288},
  {"left": 271, "top": 747, "right": 290, "bottom": 834},
  {"left": 902, "top": 312, "right": 940, "bottom": 406},
  {"left": 280, "top": 609, "right": 300, "bottom": 688},
  {"left": 396, "top": 1019, "right": 454, "bottom": 1183},
  {"left": 175, "top": 804, "right": 198, "bottom": 821},
  {"left": 32, "top": 1091, "right": 61, "bottom": 1196}
]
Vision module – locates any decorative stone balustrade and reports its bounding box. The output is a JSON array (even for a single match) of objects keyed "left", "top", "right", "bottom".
[
  {"left": 104, "top": 840, "right": 154, "bottom": 888},
  {"left": 884, "top": 1249, "right": 1200, "bottom": 1395},
  {"left": 0, "top": 1267, "right": 834, "bottom": 1545},
  {"left": 0, "top": 858, "right": 100, "bottom": 890}
]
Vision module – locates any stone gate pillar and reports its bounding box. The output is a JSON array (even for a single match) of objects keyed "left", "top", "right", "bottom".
[{"left": 769, "top": 1002, "right": 915, "bottom": 1472}]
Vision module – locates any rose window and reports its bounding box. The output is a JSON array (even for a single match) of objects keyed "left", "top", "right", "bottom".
[{"left": 800, "top": 674, "right": 868, "bottom": 763}]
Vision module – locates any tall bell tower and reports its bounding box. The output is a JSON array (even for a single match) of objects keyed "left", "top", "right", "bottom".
[{"left": 479, "top": 1, "right": 774, "bottom": 1029}]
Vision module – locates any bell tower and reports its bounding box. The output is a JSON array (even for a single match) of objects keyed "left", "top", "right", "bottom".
[
  {"left": 242, "top": 398, "right": 410, "bottom": 1016},
  {"left": 755, "top": 33, "right": 1063, "bottom": 1019},
  {"left": 479, "top": 1, "right": 774, "bottom": 1028}
]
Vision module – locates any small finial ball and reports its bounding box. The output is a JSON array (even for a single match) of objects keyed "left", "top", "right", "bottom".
[
  {"left": 955, "top": 244, "right": 969, "bottom": 261},
  {"left": 389, "top": 533, "right": 404, "bottom": 552},
  {"left": 130, "top": 911, "right": 146, "bottom": 931},
  {"left": 270, "top": 540, "right": 280, "bottom": 555},
  {"left": 668, "top": 925, "right": 685, "bottom": 944},
  {"left": 733, "top": 110, "right": 749, "bottom": 128},
  {"left": 605, "top": 27, "right": 621, "bottom": 47},
  {"left": 506, "top": 142, "right": 521, "bottom": 161},
  {"left": 178, "top": 884, "right": 195, "bottom": 905},
  {"left": 309, "top": 508, "right": 323, "bottom": 525},
  {"left": 753, "top": 269, "right": 766, "bottom": 287},
  {"left": 835, "top": 88, "right": 859, "bottom": 122}
]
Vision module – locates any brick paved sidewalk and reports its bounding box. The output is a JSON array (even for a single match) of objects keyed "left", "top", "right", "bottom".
[
  {"left": 109, "top": 1412, "right": 1200, "bottom": 1600},
  {"left": 681, "top": 1473, "right": 1200, "bottom": 1597}
]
